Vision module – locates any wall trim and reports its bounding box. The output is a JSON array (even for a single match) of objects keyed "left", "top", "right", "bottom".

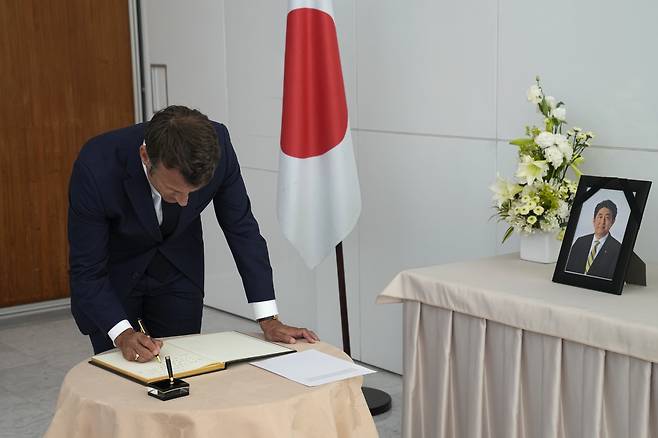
[{"left": 0, "top": 298, "right": 71, "bottom": 319}]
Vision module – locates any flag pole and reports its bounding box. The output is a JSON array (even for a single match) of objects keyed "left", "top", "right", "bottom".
[
  {"left": 335, "top": 242, "right": 391, "bottom": 416},
  {"left": 335, "top": 242, "right": 351, "bottom": 356}
]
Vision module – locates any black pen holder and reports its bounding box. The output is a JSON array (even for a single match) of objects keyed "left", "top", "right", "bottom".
[{"left": 147, "top": 378, "right": 190, "bottom": 401}]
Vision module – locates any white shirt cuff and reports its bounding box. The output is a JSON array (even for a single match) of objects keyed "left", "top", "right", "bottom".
[
  {"left": 252, "top": 300, "right": 278, "bottom": 320},
  {"left": 108, "top": 320, "right": 133, "bottom": 346}
]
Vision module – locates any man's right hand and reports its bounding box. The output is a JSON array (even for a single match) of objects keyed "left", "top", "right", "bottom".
[{"left": 115, "top": 328, "right": 163, "bottom": 363}]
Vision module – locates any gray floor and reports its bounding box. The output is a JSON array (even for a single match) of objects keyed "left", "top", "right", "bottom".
[{"left": 0, "top": 306, "right": 401, "bottom": 437}]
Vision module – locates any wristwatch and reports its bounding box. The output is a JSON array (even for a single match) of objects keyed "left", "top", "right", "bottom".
[{"left": 257, "top": 314, "right": 279, "bottom": 323}]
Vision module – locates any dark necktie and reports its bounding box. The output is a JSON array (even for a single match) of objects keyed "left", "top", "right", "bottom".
[
  {"left": 146, "top": 201, "right": 182, "bottom": 281},
  {"left": 160, "top": 200, "right": 181, "bottom": 238}
]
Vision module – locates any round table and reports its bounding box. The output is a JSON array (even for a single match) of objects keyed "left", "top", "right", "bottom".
[{"left": 45, "top": 339, "right": 378, "bottom": 438}]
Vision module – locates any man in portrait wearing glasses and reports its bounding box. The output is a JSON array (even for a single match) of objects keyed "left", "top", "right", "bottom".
[
  {"left": 68, "top": 105, "right": 318, "bottom": 362},
  {"left": 565, "top": 199, "right": 621, "bottom": 280}
]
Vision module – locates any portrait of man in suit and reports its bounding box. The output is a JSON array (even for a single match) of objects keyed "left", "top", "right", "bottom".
[
  {"left": 68, "top": 105, "right": 318, "bottom": 362},
  {"left": 564, "top": 199, "right": 621, "bottom": 279}
]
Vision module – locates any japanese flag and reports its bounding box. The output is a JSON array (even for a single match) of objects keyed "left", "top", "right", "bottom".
[{"left": 277, "top": 0, "right": 361, "bottom": 269}]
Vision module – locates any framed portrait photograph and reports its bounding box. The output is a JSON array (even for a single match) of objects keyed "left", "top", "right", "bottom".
[{"left": 553, "top": 175, "right": 651, "bottom": 294}]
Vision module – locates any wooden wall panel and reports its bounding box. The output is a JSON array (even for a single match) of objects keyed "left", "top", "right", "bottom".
[{"left": 0, "top": 0, "right": 135, "bottom": 307}]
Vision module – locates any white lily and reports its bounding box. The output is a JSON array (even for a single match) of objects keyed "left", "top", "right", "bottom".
[
  {"left": 490, "top": 175, "right": 523, "bottom": 207},
  {"left": 516, "top": 155, "right": 549, "bottom": 185}
]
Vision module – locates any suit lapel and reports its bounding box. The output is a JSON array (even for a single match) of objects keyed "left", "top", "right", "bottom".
[
  {"left": 123, "top": 148, "right": 162, "bottom": 242},
  {"left": 580, "top": 234, "right": 595, "bottom": 271}
]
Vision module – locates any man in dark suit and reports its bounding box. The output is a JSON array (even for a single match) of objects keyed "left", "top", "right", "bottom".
[
  {"left": 565, "top": 200, "right": 621, "bottom": 279},
  {"left": 68, "top": 106, "right": 318, "bottom": 362}
]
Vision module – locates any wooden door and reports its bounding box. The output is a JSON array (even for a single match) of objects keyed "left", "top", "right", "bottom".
[{"left": 0, "top": 0, "right": 135, "bottom": 307}]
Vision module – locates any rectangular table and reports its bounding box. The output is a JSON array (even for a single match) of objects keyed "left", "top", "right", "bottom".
[{"left": 378, "top": 254, "right": 658, "bottom": 438}]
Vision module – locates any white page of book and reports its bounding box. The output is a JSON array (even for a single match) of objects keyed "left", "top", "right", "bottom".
[
  {"left": 250, "top": 349, "right": 376, "bottom": 386},
  {"left": 167, "top": 331, "right": 292, "bottom": 363},
  {"left": 92, "top": 342, "right": 217, "bottom": 380}
]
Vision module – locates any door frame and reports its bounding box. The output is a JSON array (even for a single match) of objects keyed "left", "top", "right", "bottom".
[{"left": 128, "top": 0, "right": 146, "bottom": 123}]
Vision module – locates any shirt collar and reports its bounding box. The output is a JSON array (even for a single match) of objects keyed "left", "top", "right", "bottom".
[{"left": 594, "top": 233, "right": 609, "bottom": 246}]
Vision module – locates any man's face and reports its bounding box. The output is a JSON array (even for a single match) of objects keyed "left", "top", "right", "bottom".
[
  {"left": 593, "top": 207, "right": 615, "bottom": 239},
  {"left": 140, "top": 144, "right": 200, "bottom": 206}
]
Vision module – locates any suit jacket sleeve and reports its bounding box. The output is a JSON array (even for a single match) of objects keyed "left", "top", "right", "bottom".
[
  {"left": 68, "top": 159, "right": 128, "bottom": 334},
  {"left": 212, "top": 125, "right": 276, "bottom": 303}
]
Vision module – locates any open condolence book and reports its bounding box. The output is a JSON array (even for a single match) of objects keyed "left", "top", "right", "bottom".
[{"left": 89, "top": 331, "right": 294, "bottom": 384}]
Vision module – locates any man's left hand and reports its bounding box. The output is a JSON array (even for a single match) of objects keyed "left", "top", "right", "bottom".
[{"left": 259, "top": 318, "right": 319, "bottom": 344}]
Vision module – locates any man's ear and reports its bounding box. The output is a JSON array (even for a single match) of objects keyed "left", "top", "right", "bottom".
[{"left": 139, "top": 144, "right": 150, "bottom": 166}]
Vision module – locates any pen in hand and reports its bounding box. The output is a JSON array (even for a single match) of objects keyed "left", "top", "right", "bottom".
[{"left": 137, "top": 318, "right": 162, "bottom": 363}]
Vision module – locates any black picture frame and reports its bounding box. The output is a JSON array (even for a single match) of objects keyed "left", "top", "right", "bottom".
[{"left": 552, "top": 175, "right": 651, "bottom": 295}]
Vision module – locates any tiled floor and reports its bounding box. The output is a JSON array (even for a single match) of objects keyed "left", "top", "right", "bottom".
[{"left": 0, "top": 307, "right": 402, "bottom": 437}]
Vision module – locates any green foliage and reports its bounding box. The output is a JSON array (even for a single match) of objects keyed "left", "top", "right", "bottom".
[
  {"left": 510, "top": 138, "right": 534, "bottom": 147},
  {"left": 502, "top": 226, "right": 515, "bottom": 243}
]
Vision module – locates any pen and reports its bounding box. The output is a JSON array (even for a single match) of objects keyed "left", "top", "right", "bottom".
[
  {"left": 137, "top": 318, "right": 162, "bottom": 363},
  {"left": 165, "top": 356, "right": 174, "bottom": 386}
]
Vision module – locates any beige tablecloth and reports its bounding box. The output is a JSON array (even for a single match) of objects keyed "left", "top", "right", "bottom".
[
  {"left": 378, "top": 254, "right": 658, "bottom": 438},
  {"left": 45, "top": 340, "right": 378, "bottom": 438}
]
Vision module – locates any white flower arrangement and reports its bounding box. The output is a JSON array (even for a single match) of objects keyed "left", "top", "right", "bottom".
[{"left": 491, "top": 77, "right": 594, "bottom": 242}]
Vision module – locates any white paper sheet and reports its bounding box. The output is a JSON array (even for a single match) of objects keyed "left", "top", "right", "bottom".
[{"left": 250, "top": 349, "right": 375, "bottom": 386}]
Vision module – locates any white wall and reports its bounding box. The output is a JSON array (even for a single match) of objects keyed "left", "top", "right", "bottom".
[{"left": 140, "top": 0, "right": 658, "bottom": 373}]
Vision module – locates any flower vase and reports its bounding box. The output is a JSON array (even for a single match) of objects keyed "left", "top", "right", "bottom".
[{"left": 520, "top": 231, "right": 561, "bottom": 263}]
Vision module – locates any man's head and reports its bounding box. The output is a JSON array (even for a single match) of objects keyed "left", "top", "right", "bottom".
[
  {"left": 140, "top": 105, "right": 220, "bottom": 206},
  {"left": 592, "top": 199, "right": 617, "bottom": 239}
]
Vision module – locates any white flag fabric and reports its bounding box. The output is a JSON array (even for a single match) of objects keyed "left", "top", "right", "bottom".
[{"left": 277, "top": 0, "right": 361, "bottom": 269}]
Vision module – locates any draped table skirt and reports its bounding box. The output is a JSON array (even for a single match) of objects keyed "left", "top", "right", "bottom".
[
  {"left": 402, "top": 301, "right": 658, "bottom": 438},
  {"left": 378, "top": 254, "right": 658, "bottom": 438}
]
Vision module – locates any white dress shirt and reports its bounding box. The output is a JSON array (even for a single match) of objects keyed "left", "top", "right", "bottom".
[{"left": 107, "top": 160, "right": 278, "bottom": 344}]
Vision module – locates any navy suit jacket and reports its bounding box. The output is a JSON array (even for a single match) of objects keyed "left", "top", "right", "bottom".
[
  {"left": 68, "top": 122, "right": 275, "bottom": 336},
  {"left": 564, "top": 233, "right": 621, "bottom": 279}
]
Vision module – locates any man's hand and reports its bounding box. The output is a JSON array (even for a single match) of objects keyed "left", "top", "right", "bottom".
[
  {"left": 259, "top": 318, "right": 319, "bottom": 344},
  {"left": 115, "top": 328, "right": 163, "bottom": 362}
]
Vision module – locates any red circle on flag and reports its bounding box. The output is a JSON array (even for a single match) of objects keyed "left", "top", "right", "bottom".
[{"left": 280, "top": 8, "right": 348, "bottom": 159}]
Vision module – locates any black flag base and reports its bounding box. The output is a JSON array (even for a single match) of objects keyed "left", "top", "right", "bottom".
[
  {"left": 362, "top": 386, "right": 392, "bottom": 416},
  {"left": 335, "top": 243, "right": 392, "bottom": 416}
]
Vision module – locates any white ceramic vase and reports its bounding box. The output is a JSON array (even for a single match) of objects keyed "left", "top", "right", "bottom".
[{"left": 520, "top": 231, "right": 561, "bottom": 263}]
